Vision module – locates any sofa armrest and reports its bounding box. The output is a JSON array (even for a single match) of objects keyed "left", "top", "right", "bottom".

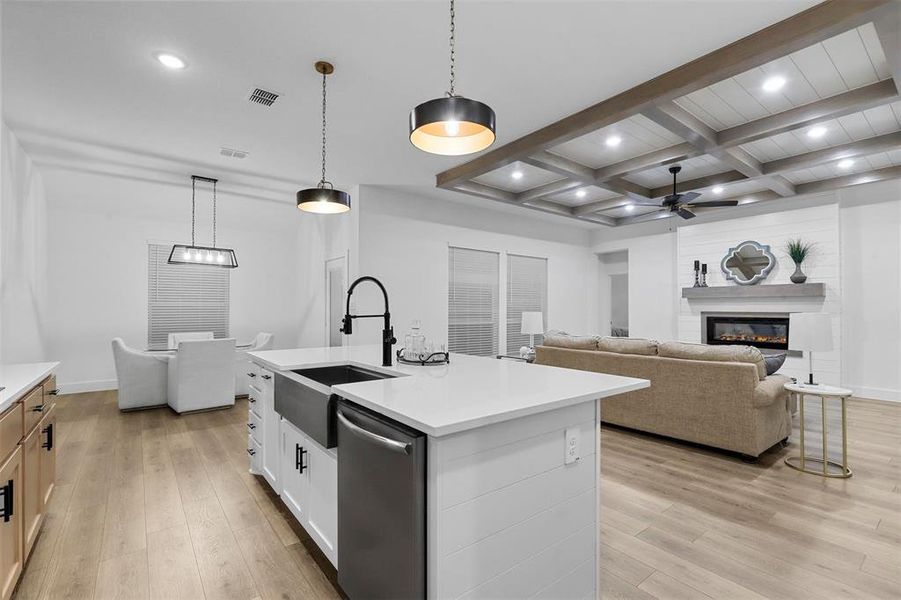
[{"left": 753, "top": 374, "right": 792, "bottom": 408}]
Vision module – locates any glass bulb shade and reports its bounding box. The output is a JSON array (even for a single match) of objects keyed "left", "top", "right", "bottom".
[
  {"left": 409, "top": 96, "right": 496, "bottom": 156},
  {"left": 296, "top": 187, "right": 351, "bottom": 214},
  {"left": 168, "top": 244, "right": 238, "bottom": 268}
]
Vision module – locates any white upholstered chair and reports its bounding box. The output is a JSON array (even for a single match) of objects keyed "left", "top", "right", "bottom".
[
  {"left": 167, "top": 339, "right": 236, "bottom": 413},
  {"left": 111, "top": 338, "right": 170, "bottom": 411},
  {"left": 167, "top": 331, "right": 213, "bottom": 349},
  {"left": 235, "top": 332, "right": 275, "bottom": 396}
]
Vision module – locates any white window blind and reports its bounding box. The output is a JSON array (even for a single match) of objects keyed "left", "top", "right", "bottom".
[
  {"left": 506, "top": 254, "right": 548, "bottom": 354},
  {"left": 448, "top": 247, "right": 499, "bottom": 357},
  {"left": 147, "top": 243, "right": 230, "bottom": 349}
]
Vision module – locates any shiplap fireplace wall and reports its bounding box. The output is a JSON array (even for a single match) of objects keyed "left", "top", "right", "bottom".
[{"left": 677, "top": 202, "right": 842, "bottom": 386}]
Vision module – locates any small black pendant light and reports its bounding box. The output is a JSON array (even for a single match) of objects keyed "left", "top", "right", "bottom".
[
  {"left": 168, "top": 175, "right": 238, "bottom": 268},
  {"left": 297, "top": 61, "right": 351, "bottom": 214},
  {"left": 409, "top": 0, "right": 496, "bottom": 156}
]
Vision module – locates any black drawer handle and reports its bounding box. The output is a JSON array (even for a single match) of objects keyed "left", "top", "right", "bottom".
[
  {"left": 246, "top": 448, "right": 256, "bottom": 456},
  {"left": 247, "top": 423, "right": 256, "bottom": 430},
  {"left": 48, "top": 389, "right": 59, "bottom": 396},
  {"left": 32, "top": 404, "right": 44, "bottom": 413},
  {"left": 295, "top": 444, "right": 307, "bottom": 473},
  {"left": 0, "top": 479, "right": 13, "bottom": 522},
  {"left": 261, "top": 374, "right": 272, "bottom": 380},
  {"left": 42, "top": 423, "right": 53, "bottom": 451},
  {"left": 247, "top": 372, "right": 257, "bottom": 378},
  {"left": 248, "top": 396, "right": 256, "bottom": 403}
]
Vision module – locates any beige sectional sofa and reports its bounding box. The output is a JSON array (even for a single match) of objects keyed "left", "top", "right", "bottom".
[{"left": 535, "top": 333, "right": 792, "bottom": 459}]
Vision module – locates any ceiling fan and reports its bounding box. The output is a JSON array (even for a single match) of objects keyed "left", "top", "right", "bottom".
[{"left": 631, "top": 165, "right": 739, "bottom": 219}]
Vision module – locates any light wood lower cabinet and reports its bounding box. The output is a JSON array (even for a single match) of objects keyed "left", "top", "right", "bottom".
[
  {"left": 20, "top": 426, "right": 41, "bottom": 561},
  {"left": 0, "top": 447, "right": 22, "bottom": 600},
  {"left": 38, "top": 404, "right": 56, "bottom": 509}
]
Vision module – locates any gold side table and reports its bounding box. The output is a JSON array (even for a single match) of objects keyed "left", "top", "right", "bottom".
[{"left": 784, "top": 382, "right": 853, "bottom": 478}]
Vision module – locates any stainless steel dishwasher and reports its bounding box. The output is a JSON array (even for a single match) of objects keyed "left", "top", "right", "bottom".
[{"left": 336, "top": 399, "right": 426, "bottom": 599}]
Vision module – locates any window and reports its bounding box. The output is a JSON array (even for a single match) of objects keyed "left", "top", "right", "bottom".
[
  {"left": 448, "top": 247, "right": 499, "bottom": 356},
  {"left": 147, "top": 243, "right": 230, "bottom": 349},
  {"left": 506, "top": 254, "right": 548, "bottom": 354}
]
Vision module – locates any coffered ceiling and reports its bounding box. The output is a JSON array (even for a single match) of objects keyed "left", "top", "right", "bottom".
[{"left": 437, "top": 1, "right": 901, "bottom": 227}]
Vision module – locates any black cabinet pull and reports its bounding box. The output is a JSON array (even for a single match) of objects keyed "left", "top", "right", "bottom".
[
  {"left": 48, "top": 389, "right": 59, "bottom": 396},
  {"left": 248, "top": 396, "right": 256, "bottom": 403},
  {"left": 246, "top": 448, "right": 256, "bottom": 456},
  {"left": 295, "top": 444, "right": 307, "bottom": 473},
  {"left": 261, "top": 374, "right": 272, "bottom": 380},
  {"left": 247, "top": 372, "right": 257, "bottom": 378},
  {"left": 32, "top": 404, "right": 44, "bottom": 413},
  {"left": 0, "top": 479, "right": 13, "bottom": 522},
  {"left": 247, "top": 423, "right": 256, "bottom": 430},
  {"left": 42, "top": 423, "right": 53, "bottom": 451}
]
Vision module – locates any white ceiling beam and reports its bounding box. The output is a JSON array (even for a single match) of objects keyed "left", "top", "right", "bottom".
[
  {"left": 794, "top": 164, "right": 901, "bottom": 195},
  {"left": 763, "top": 130, "right": 901, "bottom": 174},
  {"left": 575, "top": 213, "right": 617, "bottom": 227},
  {"left": 869, "top": 5, "right": 901, "bottom": 100}
]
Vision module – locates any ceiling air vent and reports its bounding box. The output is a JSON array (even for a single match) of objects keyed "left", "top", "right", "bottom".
[
  {"left": 220, "top": 146, "right": 249, "bottom": 159},
  {"left": 248, "top": 87, "right": 279, "bottom": 107}
]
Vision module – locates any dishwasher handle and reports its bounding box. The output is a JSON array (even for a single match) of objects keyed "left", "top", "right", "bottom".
[{"left": 336, "top": 409, "right": 411, "bottom": 455}]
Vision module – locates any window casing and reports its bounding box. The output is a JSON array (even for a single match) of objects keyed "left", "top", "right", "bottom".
[{"left": 147, "top": 243, "right": 230, "bottom": 349}]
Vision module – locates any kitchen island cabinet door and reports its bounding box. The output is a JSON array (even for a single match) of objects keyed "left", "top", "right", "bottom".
[
  {"left": 305, "top": 442, "right": 337, "bottom": 567},
  {"left": 0, "top": 447, "right": 22, "bottom": 600},
  {"left": 20, "top": 425, "right": 41, "bottom": 561},
  {"left": 280, "top": 420, "right": 310, "bottom": 526},
  {"left": 38, "top": 404, "right": 56, "bottom": 508},
  {"left": 261, "top": 378, "right": 281, "bottom": 493}
]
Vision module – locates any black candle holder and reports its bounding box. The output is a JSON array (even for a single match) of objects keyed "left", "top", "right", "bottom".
[
  {"left": 693, "top": 260, "right": 701, "bottom": 287},
  {"left": 700, "top": 263, "right": 709, "bottom": 287}
]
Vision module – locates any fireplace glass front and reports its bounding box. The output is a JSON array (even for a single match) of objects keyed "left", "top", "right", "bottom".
[{"left": 706, "top": 316, "right": 789, "bottom": 351}]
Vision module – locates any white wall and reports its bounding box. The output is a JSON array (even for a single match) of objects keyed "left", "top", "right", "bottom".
[
  {"left": 839, "top": 180, "right": 901, "bottom": 402},
  {"left": 353, "top": 186, "right": 598, "bottom": 352},
  {"left": 676, "top": 202, "right": 841, "bottom": 386},
  {"left": 43, "top": 167, "right": 323, "bottom": 391},
  {"left": 1, "top": 125, "right": 48, "bottom": 363}
]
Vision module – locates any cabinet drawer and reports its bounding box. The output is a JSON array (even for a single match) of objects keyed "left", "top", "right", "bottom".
[
  {"left": 246, "top": 363, "right": 261, "bottom": 387},
  {"left": 259, "top": 368, "right": 274, "bottom": 390},
  {"left": 22, "top": 386, "right": 44, "bottom": 436},
  {"left": 0, "top": 403, "right": 23, "bottom": 461},
  {"left": 247, "top": 389, "right": 262, "bottom": 417},
  {"left": 248, "top": 435, "right": 262, "bottom": 474},
  {"left": 247, "top": 409, "right": 262, "bottom": 443},
  {"left": 42, "top": 375, "right": 58, "bottom": 405}
]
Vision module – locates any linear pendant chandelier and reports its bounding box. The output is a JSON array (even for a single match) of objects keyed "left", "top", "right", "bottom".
[
  {"left": 297, "top": 61, "right": 351, "bottom": 214},
  {"left": 409, "top": 0, "right": 496, "bottom": 156},
  {"left": 168, "top": 175, "right": 238, "bottom": 268}
]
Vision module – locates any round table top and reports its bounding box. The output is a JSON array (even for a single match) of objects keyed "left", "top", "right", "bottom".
[{"left": 785, "top": 382, "right": 853, "bottom": 397}]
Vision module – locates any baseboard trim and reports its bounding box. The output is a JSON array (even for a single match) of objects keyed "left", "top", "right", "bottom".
[
  {"left": 58, "top": 379, "right": 117, "bottom": 394},
  {"left": 848, "top": 385, "right": 900, "bottom": 403}
]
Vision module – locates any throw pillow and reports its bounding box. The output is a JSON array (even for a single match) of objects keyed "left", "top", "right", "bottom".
[{"left": 764, "top": 352, "right": 787, "bottom": 376}]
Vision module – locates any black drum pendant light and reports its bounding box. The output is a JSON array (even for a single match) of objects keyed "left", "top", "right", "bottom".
[
  {"left": 168, "top": 176, "right": 238, "bottom": 268},
  {"left": 297, "top": 61, "right": 351, "bottom": 214},
  {"left": 409, "top": 0, "right": 496, "bottom": 156}
]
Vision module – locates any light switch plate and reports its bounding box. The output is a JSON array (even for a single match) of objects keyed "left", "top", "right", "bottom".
[{"left": 564, "top": 427, "right": 580, "bottom": 465}]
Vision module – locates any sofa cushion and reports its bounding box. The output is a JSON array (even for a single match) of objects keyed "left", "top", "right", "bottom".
[
  {"left": 542, "top": 330, "right": 599, "bottom": 350},
  {"left": 764, "top": 352, "right": 787, "bottom": 376},
  {"left": 658, "top": 341, "right": 767, "bottom": 380},
  {"left": 597, "top": 336, "right": 658, "bottom": 356}
]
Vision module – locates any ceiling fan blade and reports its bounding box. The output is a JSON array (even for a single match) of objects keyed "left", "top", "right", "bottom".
[
  {"left": 679, "top": 191, "right": 701, "bottom": 203},
  {"left": 686, "top": 199, "right": 740, "bottom": 208},
  {"left": 676, "top": 207, "right": 696, "bottom": 220}
]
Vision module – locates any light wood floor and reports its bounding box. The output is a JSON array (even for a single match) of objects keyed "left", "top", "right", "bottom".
[{"left": 12, "top": 392, "right": 901, "bottom": 600}]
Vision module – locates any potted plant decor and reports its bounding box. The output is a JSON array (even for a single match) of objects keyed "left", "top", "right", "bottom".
[{"left": 785, "top": 238, "right": 813, "bottom": 284}]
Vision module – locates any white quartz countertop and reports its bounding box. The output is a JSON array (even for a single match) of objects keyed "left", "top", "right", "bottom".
[
  {"left": 0, "top": 362, "right": 59, "bottom": 414},
  {"left": 249, "top": 345, "right": 648, "bottom": 437}
]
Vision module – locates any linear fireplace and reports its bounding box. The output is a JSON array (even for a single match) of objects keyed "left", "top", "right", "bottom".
[{"left": 704, "top": 314, "right": 789, "bottom": 351}]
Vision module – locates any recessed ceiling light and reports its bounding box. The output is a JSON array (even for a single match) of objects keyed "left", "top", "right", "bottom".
[
  {"left": 762, "top": 76, "right": 786, "bottom": 92},
  {"left": 712, "top": 185, "right": 724, "bottom": 195},
  {"left": 511, "top": 170, "right": 524, "bottom": 180},
  {"left": 605, "top": 135, "right": 622, "bottom": 148},
  {"left": 576, "top": 189, "right": 587, "bottom": 198},
  {"left": 624, "top": 203, "right": 634, "bottom": 212},
  {"left": 837, "top": 158, "right": 854, "bottom": 169},
  {"left": 807, "top": 126, "right": 827, "bottom": 139},
  {"left": 155, "top": 52, "right": 186, "bottom": 70}
]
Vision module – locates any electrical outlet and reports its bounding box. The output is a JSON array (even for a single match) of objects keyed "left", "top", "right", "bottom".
[{"left": 564, "top": 427, "right": 580, "bottom": 465}]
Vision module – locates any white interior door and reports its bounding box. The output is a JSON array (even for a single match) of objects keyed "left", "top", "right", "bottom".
[{"left": 325, "top": 256, "right": 347, "bottom": 347}]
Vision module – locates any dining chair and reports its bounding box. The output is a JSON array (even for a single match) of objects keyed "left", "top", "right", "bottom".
[
  {"left": 167, "top": 331, "right": 213, "bottom": 349},
  {"left": 111, "top": 338, "right": 170, "bottom": 411},
  {"left": 167, "top": 338, "right": 236, "bottom": 413},
  {"left": 235, "top": 332, "right": 275, "bottom": 396}
]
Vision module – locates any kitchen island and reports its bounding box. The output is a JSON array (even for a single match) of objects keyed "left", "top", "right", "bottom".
[{"left": 247, "top": 345, "right": 648, "bottom": 599}]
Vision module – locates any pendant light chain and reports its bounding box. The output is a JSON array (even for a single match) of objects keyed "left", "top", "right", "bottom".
[
  {"left": 448, "top": 0, "right": 456, "bottom": 97},
  {"left": 320, "top": 70, "right": 329, "bottom": 188}
]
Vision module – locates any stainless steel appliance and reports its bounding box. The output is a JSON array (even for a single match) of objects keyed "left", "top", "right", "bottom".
[{"left": 336, "top": 400, "right": 426, "bottom": 599}]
